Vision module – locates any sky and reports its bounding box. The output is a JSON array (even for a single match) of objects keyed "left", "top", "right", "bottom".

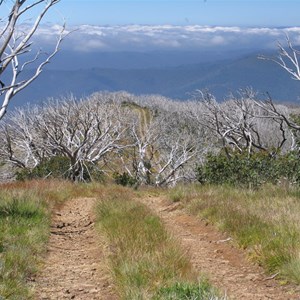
[
  {"left": 50, "top": 0, "right": 300, "bottom": 27},
  {"left": 29, "top": 0, "right": 300, "bottom": 54},
  {"left": 33, "top": 24, "right": 300, "bottom": 54},
  {"left": 3, "top": 1, "right": 300, "bottom": 57}
]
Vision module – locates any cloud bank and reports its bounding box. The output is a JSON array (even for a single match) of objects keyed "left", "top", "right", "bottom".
[{"left": 33, "top": 24, "right": 300, "bottom": 53}]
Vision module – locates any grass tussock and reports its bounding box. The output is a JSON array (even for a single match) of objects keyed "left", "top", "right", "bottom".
[
  {"left": 0, "top": 180, "right": 227, "bottom": 299},
  {"left": 0, "top": 179, "right": 106, "bottom": 299},
  {"left": 168, "top": 183, "right": 300, "bottom": 284},
  {"left": 96, "top": 186, "right": 224, "bottom": 300},
  {"left": 154, "top": 281, "right": 225, "bottom": 300},
  {"left": 0, "top": 189, "right": 49, "bottom": 298}
]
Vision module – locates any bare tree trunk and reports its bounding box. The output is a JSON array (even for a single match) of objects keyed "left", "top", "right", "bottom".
[{"left": 0, "top": 0, "right": 65, "bottom": 120}]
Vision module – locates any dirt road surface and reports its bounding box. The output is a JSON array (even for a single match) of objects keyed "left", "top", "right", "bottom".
[
  {"left": 32, "top": 198, "right": 117, "bottom": 300},
  {"left": 32, "top": 194, "right": 300, "bottom": 300},
  {"left": 140, "top": 195, "right": 300, "bottom": 300}
]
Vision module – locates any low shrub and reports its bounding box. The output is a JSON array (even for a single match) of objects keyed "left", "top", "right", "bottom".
[
  {"left": 197, "top": 151, "right": 300, "bottom": 187},
  {"left": 16, "top": 156, "right": 71, "bottom": 181},
  {"left": 113, "top": 172, "right": 137, "bottom": 187},
  {"left": 16, "top": 156, "right": 104, "bottom": 182}
]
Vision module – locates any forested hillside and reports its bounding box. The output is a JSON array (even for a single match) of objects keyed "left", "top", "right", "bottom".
[
  {"left": 1, "top": 90, "right": 300, "bottom": 188},
  {"left": 7, "top": 52, "right": 300, "bottom": 108}
]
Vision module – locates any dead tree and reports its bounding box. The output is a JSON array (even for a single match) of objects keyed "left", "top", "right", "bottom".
[
  {"left": 127, "top": 112, "right": 159, "bottom": 184},
  {"left": 34, "top": 96, "right": 128, "bottom": 181},
  {"left": 0, "top": 0, "right": 65, "bottom": 120},
  {"left": 0, "top": 105, "right": 48, "bottom": 169},
  {"left": 259, "top": 35, "right": 300, "bottom": 81},
  {"left": 153, "top": 111, "right": 198, "bottom": 186},
  {"left": 0, "top": 95, "right": 130, "bottom": 181},
  {"left": 249, "top": 93, "right": 300, "bottom": 151},
  {"left": 197, "top": 89, "right": 292, "bottom": 157},
  {"left": 116, "top": 95, "right": 200, "bottom": 186},
  {"left": 257, "top": 35, "right": 300, "bottom": 148}
]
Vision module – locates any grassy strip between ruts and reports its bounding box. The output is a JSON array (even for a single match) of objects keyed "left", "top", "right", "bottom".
[
  {"left": 96, "top": 186, "right": 225, "bottom": 300},
  {"left": 168, "top": 183, "right": 300, "bottom": 285},
  {"left": 0, "top": 179, "right": 105, "bottom": 299}
]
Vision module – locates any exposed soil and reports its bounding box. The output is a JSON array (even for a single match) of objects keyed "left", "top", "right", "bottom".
[
  {"left": 139, "top": 195, "right": 300, "bottom": 300},
  {"left": 33, "top": 194, "right": 300, "bottom": 300},
  {"left": 32, "top": 198, "right": 117, "bottom": 300}
]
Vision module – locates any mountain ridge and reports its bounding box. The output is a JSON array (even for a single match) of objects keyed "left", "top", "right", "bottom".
[{"left": 10, "top": 53, "right": 300, "bottom": 107}]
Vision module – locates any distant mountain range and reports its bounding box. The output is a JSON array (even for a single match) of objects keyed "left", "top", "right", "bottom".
[{"left": 9, "top": 52, "right": 300, "bottom": 107}]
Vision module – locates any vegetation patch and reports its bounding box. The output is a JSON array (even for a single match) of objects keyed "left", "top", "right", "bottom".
[
  {"left": 168, "top": 184, "right": 300, "bottom": 284},
  {"left": 15, "top": 156, "right": 105, "bottom": 183},
  {"left": 197, "top": 151, "right": 300, "bottom": 188},
  {"left": 0, "top": 179, "right": 103, "bottom": 299},
  {"left": 153, "top": 281, "right": 222, "bottom": 300},
  {"left": 96, "top": 187, "right": 223, "bottom": 299},
  {"left": 0, "top": 191, "right": 49, "bottom": 299},
  {"left": 113, "top": 171, "right": 137, "bottom": 187}
]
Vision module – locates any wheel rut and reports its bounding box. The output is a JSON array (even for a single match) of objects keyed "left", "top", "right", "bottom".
[
  {"left": 140, "top": 195, "right": 300, "bottom": 300},
  {"left": 32, "top": 194, "right": 300, "bottom": 300},
  {"left": 32, "top": 198, "right": 117, "bottom": 300}
]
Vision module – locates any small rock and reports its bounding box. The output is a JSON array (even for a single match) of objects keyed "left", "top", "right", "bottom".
[
  {"left": 214, "top": 249, "right": 223, "bottom": 254},
  {"left": 245, "top": 274, "right": 257, "bottom": 281}
]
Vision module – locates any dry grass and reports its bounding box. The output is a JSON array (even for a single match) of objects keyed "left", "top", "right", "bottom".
[
  {"left": 168, "top": 183, "right": 300, "bottom": 284},
  {"left": 0, "top": 180, "right": 227, "bottom": 299},
  {"left": 0, "top": 179, "right": 104, "bottom": 299},
  {"left": 96, "top": 185, "right": 224, "bottom": 299}
]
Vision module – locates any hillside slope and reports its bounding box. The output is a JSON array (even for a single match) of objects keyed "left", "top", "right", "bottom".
[{"left": 9, "top": 54, "right": 300, "bottom": 107}]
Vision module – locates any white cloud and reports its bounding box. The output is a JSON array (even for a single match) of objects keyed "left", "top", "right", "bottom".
[
  {"left": 78, "top": 25, "right": 106, "bottom": 36},
  {"left": 152, "top": 38, "right": 181, "bottom": 48},
  {"left": 210, "top": 35, "right": 226, "bottom": 45},
  {"left": 75, "top": 39, "right": 107, "bottom": 52},
  {"left": 28, "top": 24, "right": 300, "bottom": 53}
]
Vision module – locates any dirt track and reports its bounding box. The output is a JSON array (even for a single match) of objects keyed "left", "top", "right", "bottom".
[
  {"left": 32, "top": 198, "right": 117, "bottom": 300},
  {"left": 140, "top": 195, "right": 300, "bottom": 300},
  {"left": 32, "top": 195, "right": 300, "bottom": 300}
]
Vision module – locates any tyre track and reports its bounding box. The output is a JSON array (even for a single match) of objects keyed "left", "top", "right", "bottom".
[
  {"left": 140, "top": 195, "right": 300, "bottom": 300},
  {"left": 33, "top": 198, "right": 117, "bottom": 300}
]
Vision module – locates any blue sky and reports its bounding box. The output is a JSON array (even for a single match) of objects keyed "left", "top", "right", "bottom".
[{"left": 52, "top": 0, "right": 300, "bottom": 27}]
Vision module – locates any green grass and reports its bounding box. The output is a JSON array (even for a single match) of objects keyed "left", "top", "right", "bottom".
[
  {"left": 96, "top": 186, "right": 224, "bottom": 300},
  {"left": 0, "top": 191, "right": 49, "bottom": 299},
  {"left": 168, "top": 183, "right": 300, "bottom": 284},
  {"left": 0, "top": 179, "right": 104, "bottom": 299},
  {"left": 154, "top": 281, "right": 223, "bottom": 300},
  {"left": 0, "top": 180, "right": 227, "bottom": 299}
]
